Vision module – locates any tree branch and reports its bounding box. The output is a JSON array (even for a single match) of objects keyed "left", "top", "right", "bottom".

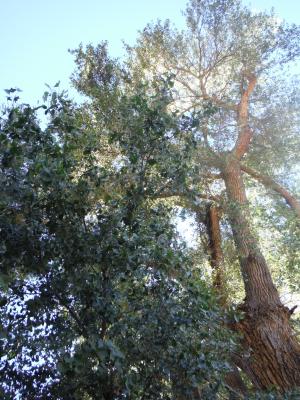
[
  {"left": 199, "top": 75, "right": 238, "bottom": 111},
  {"left": 154, "top": 189, "right": 218, "bottom": 201},
  {"left": 233, "top": 74, "right": 257, "bottom": 159},
  {"left": 54, "top": 293, "right": 88, "bottom": 337},
  {"left": 241, "top": 164, "right": 300, "bottom": 218}
]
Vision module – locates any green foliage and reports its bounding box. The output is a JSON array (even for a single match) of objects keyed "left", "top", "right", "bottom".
[
  {"left": 0, "top": 87, "right": 234, "bottom": 399},
  {"left": 1, "top": 0, "right": 300, "bottom": 398},
  {"left": 123, "top": 0, "right": 300, "bottom": 305}
]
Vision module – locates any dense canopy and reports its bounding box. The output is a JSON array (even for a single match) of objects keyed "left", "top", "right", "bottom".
[{"left": 1, "top": 0, "right": 300, "bottom": 398}]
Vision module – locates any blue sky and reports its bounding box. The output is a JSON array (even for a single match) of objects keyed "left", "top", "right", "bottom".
[{"left": 1, "top": 0, "right": 300, "bottom": 105}]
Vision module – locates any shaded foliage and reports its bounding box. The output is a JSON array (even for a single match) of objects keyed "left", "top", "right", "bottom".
[{"left": 0, "top": 87, "right": 234, "bottom": 399}]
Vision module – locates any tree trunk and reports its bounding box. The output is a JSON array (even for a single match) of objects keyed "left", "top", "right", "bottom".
[
  {"left": 223, "top": 155, "right": 300, "bottom": 391},
  {"left": 204, "top": 204, "right": 248, "bottom": 398},
  {"left": 205, "top": 204, "right": 226, "bottom": 304}
]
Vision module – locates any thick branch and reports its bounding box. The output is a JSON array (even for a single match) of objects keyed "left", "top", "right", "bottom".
[
  {"left": 233, "top": 75, "right": 257, "bottom": 159},
  {"left": 204, "top": 172, "right": 222, "bottom": 180},
  {"left": 154, "top": 189, "right": 220, "bottom": 204},
  {"left": 204, "top": 204, "right": 228, "bottom": 306},
  {"left": 241, "top": 165, "right": 300, "bottom": 218}
]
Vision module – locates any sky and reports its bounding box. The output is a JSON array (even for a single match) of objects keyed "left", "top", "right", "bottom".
[{"left": 1, "top": 0, "right": 300, "bottom": 106}]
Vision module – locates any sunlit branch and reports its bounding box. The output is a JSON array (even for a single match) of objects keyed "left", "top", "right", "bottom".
[
  {"left": 233, "top": 74, "right": 257, "bottom": 159},
  {"left": 241, "top": 164, "right": 300, "bottom": 218}
]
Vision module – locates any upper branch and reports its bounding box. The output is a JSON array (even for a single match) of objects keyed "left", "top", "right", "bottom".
[
  {"left": 241, "top": 164, "right": 300, "bottom": 218},
  {"left": 199, "top": 75, "right": 238, "bottom": 111},
  {"left": 233, "top": 74, "right": 257, "bottom": 159}
]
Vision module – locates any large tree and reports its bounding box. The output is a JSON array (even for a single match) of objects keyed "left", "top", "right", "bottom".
[
  {"left": 71, "top": 0, "right": 300, "bottom": 392},
  {"left": 1, "top": 0, "right": 300, "bottom": 398},
  {"left": 0, "top": 87, "right": 236, "bottom": 398},
  {"left": 126, "top": 0, "right": 300, "bottom": 391}
]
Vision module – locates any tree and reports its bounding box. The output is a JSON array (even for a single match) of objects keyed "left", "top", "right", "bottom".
[
  {"left": 126, "top": 0, "right": 300, "bottom": 391},
  {"left": 0, "top": 88, "right": 235, "bottom": 398},
  {"left": 70, "top": 0, "right": 300, "bottom": 392},
  {"left": 1, "top": 0, "right": 300, "bottom": 397}
]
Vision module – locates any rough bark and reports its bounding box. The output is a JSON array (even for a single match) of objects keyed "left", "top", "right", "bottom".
[
  {"left": 233, "top": 74, "right": 257, "bottom": 160},
  {"left": 203, "top": 205, "right": 248, "bottom": 398},
  {"left": 223, "top": 157, "right": 280, "bottom": 309},
  {"left": 205, "top": 204, "right": 227, "bottom": 306},
  {"left": 223, "top": 155, "right": 300, "bottom": 391}
]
